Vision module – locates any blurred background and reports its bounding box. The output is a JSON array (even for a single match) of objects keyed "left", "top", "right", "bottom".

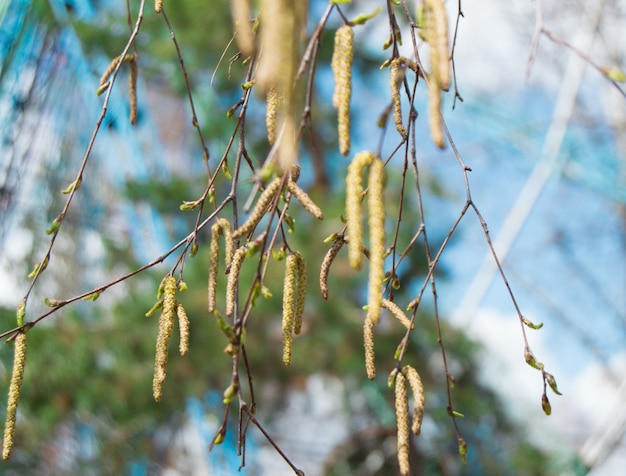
[{"left": 0, "top": 0, "right": 624, "bottom": 474}]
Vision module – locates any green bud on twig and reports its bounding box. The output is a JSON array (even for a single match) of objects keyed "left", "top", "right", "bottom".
[
  {"left": 44, "top": 298, "right": 63, "bottom": 307},
  {"left": 545, "top": 372, "right": 562, "bottom": 395},
  {"left": 179, "top": 200, "right": 200, "bottom": 211},
  {"left": 27, "top": 257, "right": 49, "bottom": 279},
  {"left": 541, "top": 393, "right": 552, "bottom": 415},
  {"left": 458, "top": 438, "right": 468, "bottom": 463},
  {"left": 45, "top": 215, "right": 63, "bottom": 235},
  {"left": 61, "top": 178, "right": 81, "bottom": 195},
  {"left": 16, "top": 300, "right": 25, "bottom": 326},
  {"left": 524, "top": 348, "right": 544, "bottom": 370},
  {"left": 602, "top": 66, "right": 626, "bottom": 82},
  {"left": 351, "top": 7, "right": 382, "bottom": 26},
  {"left": 82, "top": 291, "right": 102, "bottom": 302},
  {"left": 522, "top": 316, "right": 543, "bottom": 329}
]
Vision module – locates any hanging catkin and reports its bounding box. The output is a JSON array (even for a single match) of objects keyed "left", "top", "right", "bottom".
[
  {"left": 319, "top": 238, "right": 344, "bottom": 300},
  {"left": 390, "top": 58, "right": 407, "bottom": 138},
  {"left": 208, "top": 219, "right": 234, "bottom": 313},
  {"left": 395, "top": 371, "right": 411, "bottom": 475},
  {"left": 226, "top": 246, "right": 248, "bottom": 318},
  {"left": 425, "top": 0, "right": 450, "bottom": 91},
  {"left": 367, "top": 158, "right": 385, "bottom": 326},
  {"left": 282, "top": 253, "right": 297, "bottom": 365},
  {"left": 346, "top": 151, "right": 375, "bottom": 271},
  {"left": 427, "top": 77, "right": 445, "bottom": 149},
  {"left": 403, "top": 365, "right": 425, "bottom": 435},
  {"left": 153, "top": 276, "right": 176, "bottom": 402},
  {"left": 2, "top": 332, "right": 27, "bottom": 461},
  {"left": 332, "top": 25, "right": 354, "bottom": 156},
  {"left": 232, "top": 178, "right": 282, "bottom": 239}
]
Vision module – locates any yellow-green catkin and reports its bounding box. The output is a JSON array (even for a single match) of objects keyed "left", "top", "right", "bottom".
[
  {"left": 287, "top": 181, "right": 324, "bottom": 220},
  {"left": 208, "top": 219, "right": 234, "bottom": 313},
  {"left": 395, "top": 371, "right": 411, "bottom": 476},
  {"left": 346, "top": 151, "right": 375, "bottom": 271},
  {"left": 390, "top": 58, "right": 407, "bottom": 139},
  {"left": 403, "top": 365, "right": 425, "bottom": 435},
  {"left": 233, "top": 178, "right": 282, "bottom": 239},
  {"left": 381, "top": 299, "right": 413, "bottom": 330},
  {"left": 332, "top": 25, "right": 354, "bottom": 156},
  {"left": 425, "top": 0, "right": 450, "bottom": 91},
  {"left": 319, "top": 238, "right": 344, "bottom": 300},
  {"left": 257, "top": 0, "right": 299, "bottom": 93},
  {"left": 2, "top": 332, "right": 27, "bottom": 461},
  {"left": 177, "top": 304, "right": 190, "bottom": 356},
  {"left": 99, "top": 54, "right": 134, "bottom": 89},
  {"left": 129, "top": 58, "right": 138, "bottom": 125},
  {"left": 232, "top": 0, "right": 254, "bottom": 57},
  {"left": 282, "top": 253, "right": 297, "bottom": 365},
  {"left": 293, "top": 252, "right": 307, "bottom": 335},
  {"left": 367, "top": 157, "right": 385, "bottom": 326},
  {"left": 208, "top": 228, "right": 220, "bottom": 313},
  {"left": 427, "top": 77, "right": 445, "bottom": 149},
  {"left": 155, "top": 0, "right": 163, "bottom": 13},
  {"left": 226, "top": 246, "right": 247, "bottom": 318},
  {"left": 153, "top": 276, "right": 176, "bottom": 402},
  {"left": 364, "top": 317, "right": 376, "bottom": 380},
  {"left": 266, "top": 87, "right": 279, "bottom": 145}
]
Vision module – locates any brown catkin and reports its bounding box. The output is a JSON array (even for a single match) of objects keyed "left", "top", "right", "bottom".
[
  {"left": 332, "top": 25, "right": 354, "bottom": 156},
  {"left": 153, "top": 276, "right": 176, "bottom": 402},
  {"left": 2, "top": 332, "right": 27, "bottom": 461},
  {"left": 282, "top": 253, "right": 297, "bottom": 365},
  {"left": 346, "top": 151, "right": 375, "bottom": 271},
  {"left": 177, "top": 304, "right": 190, "bottom": 356},
  {"left": 266, "top": 87, "right": 279, "bottom": 145},
  {"left": 390, "top": 58, "right": 407, "bottom": 138},
  {"left": 226, "top": 246, "right": 248, "bottom": 318},
  {"left": 293, "top": 252, "right": 307, "bottom": 335},
  {"left": 128, "top": 58, "right": 138, "bottom": 125},
  {"left": 364, "top": 317, "right": 376, "bottom": 380},
  {"left": 232, "top": 178, "right": 282, "bottom": 239},
  {"left": 425, "top": 0, "right": 450, "bottom": 91},
  {"left": 319, "top": 238, "right": 344, "bottom": 300},
  {"left": 367, "top": 158, "right": 385, "bottom": 326},
  {"left": 427, "top": 77, "right": 445, "bottom": 149},
  {"left": 287, "top": 181, "right": 324, "bottom": 220},
  {"left": 403, "top": 365, "right": 425, "bottom": 435},
  {"left": 395, "top": 371, "right": 411, "bottom": 476}
]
